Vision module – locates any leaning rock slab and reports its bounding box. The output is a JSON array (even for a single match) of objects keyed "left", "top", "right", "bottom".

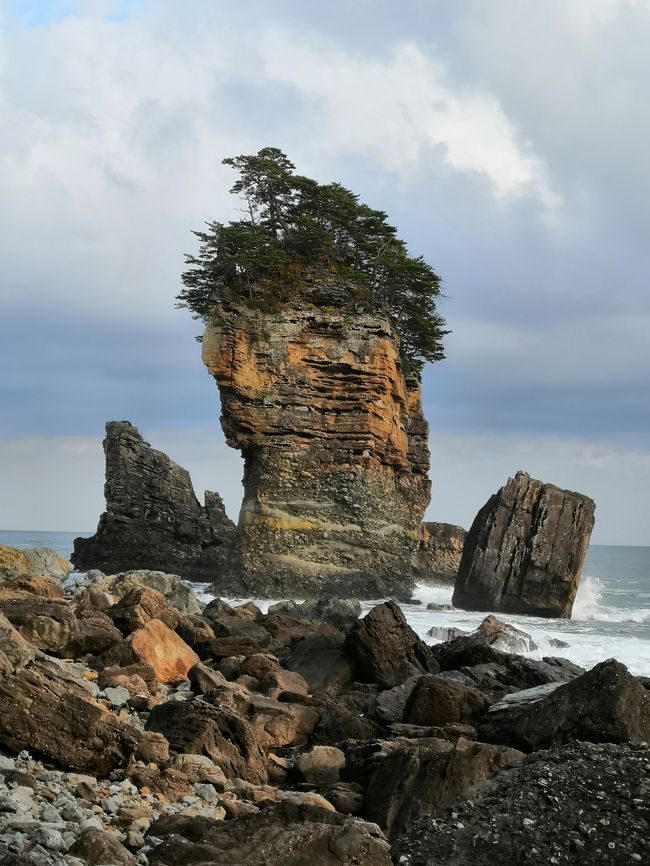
[
  {"left": 345, "top": 601, "right": 439, "bottom": 687},
  {"left": 128, "top": 618, "right": 199, "bottom": 684},
  {"left": 0, "top": 658, "right": 140, "bottom": 773},
  {"left": 453, "top": 471, "right": 595, "bottom": 618}
]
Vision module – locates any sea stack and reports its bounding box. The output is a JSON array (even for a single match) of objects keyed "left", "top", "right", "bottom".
[
  {"left": 202, "top": 273, "right": 431, "bottom": 598},
  {"left": 72, "top": 421, "right": 235, "bottom": 580},
  {"left": 453, "top": 471, "right": 595, "bottom": 618}
]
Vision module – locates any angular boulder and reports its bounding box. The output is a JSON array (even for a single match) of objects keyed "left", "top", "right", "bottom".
[
  {"left": 128, "top": 619, "right": 199, "bottom": 683},
  {"left": 146, "top": 697, "right": 268, "bottom": 783},
  {"left": 345, "top": 602, "right": 439, "bottom": 687},
  {"left": 0, "top": 657, "right": 140, "bottom": 773},
  {"left": 453, "top": 471, "right": 595, "bottom": 618},
  {"left": 478, "top": 658, "right": 650, "bottom": 751},
  {"left": 72, "top": 421, "right": 234, "bottom": 580},
  {"left": 0, "top": 545, "right": 72, "bottom": 583},
  {"left": 404, "top": 675, "right": 489, "bottom": 727}
]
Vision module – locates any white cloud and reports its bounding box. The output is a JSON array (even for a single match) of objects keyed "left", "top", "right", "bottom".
[{"left": 260, "top": 38, "right": 555, "bottom": 204}]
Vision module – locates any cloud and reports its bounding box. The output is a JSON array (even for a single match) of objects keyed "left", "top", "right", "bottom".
[{"left": 1, "top": 1, "right": 649, "bottom": 538}]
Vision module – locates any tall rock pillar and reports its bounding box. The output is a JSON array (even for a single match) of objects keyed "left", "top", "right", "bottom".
[{"left": 202, "top": 292, "right": 431, "bottom": 598}]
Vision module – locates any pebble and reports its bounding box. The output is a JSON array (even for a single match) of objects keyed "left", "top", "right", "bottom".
[{"left": 32, "top": 826, "right": 66, "bottom": 851}]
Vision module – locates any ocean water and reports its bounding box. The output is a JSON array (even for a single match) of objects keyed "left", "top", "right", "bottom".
[{"left": 2, "top": 530, "right": 649, "bottom": 676}]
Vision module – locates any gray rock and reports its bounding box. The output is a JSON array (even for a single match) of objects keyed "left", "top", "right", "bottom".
[
  {"left": 453, "top": 471, "right": 595, "bottom": 618},
  {"left": 103, "top": 686, "right": 131, "bottom": 708},
  {"left": 33, "top": 827, "right": 66, "bottom": 851},
  {"left": 72, "top": 421, "right": 234, "bottom": 581}
]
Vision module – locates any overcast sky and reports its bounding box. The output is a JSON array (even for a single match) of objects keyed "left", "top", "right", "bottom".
[{"left": 1, "top": 0, "right": 649, "bottom": 544}]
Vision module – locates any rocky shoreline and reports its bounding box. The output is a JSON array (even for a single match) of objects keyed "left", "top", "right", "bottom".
[{"left": 0, "top": 549, "right": 648, "bottom": 865}]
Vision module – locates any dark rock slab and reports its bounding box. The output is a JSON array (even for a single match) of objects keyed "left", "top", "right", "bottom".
[
  {"left": 146, "top": 697, "right": 267, "bottom": 783},
  {"left": 453, "top": 471, "right": 595, "bottom": 618},
  {"left": 478, "top": 658, "right": 650, "bottom": 751},
  {"left": 72, "top": 421, "right": 235, "bottom": 580},
  {"left": 345, "top": 602, "right": 439, "bottom": 687},
  {"left": 404, "top": 675, "right": 489, "bottom": 727}
]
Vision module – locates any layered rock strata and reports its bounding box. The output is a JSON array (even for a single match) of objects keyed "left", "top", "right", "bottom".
[
  {"left": 413, "top": 522, "right": 466, "bottom": 582},
  {"left": 72, "top": 422, "right": 234, "bottom": 580},
  {"left": 453, "top": 471, "right": 595, "bottom": 618},
  {"left": 202, "top": 293, "right": 431, "bottom": 597}
]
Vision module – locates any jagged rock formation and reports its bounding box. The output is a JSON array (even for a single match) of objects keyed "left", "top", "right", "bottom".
[
  {"left": 453, "top": 471, "right": 595, "bottom": 618},
  {"left": 72, "top": 422, "right": 234, "bottom": 580},
  {"left": 201, "top": 285, "right": 431, "bottom": 597},
  {"left": 413, "top": 522, "right": 466, "bottom": 582}
]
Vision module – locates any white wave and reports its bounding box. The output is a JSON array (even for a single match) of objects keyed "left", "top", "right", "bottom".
[{"left": 573, "top": 575, "right": 650, "bottom": 624}]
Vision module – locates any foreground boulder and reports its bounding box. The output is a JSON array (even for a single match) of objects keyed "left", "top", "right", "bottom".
[
  {"left": 363, "top": 738, "right": 523, "bottom": 838},
  {"left": 478, "top": 658, "right": 650, "bottom": 750},
  {"left": 0, "top": 545, "right": 72, "bottom": 583},
  {"left": 0, "top": 655, "right": 139, "bottom": 773},
  {"left": 453, "top": 471, "right": 595, "bottom": 618},
  {"left": 395, "top": 741, "right": 650, "bottom": 864},
  {"left": 146, "top": 696, "right": 268, "bottom": 783},
  {"left": 147, "top": 803, "right": 392, "bottom": 866},
  {"left": 346, "top": 602, "right": 439, "bottom": 687},
  {"left": 72, "top": 421, "right": 235, "bottom": 580}
]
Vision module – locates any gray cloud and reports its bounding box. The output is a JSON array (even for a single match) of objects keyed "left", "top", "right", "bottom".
[{"left": 1, "top": 0, "right": 649, "bottom": 540}]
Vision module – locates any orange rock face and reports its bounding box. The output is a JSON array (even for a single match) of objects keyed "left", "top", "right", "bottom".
[
  {"left": 202, "top": 290, "right": 431, "bottom": 597},
  {"left": 129, "top": 619, "right": 199, "bottom": 684}
]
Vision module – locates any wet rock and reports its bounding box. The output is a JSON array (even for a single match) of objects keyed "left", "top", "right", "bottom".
[
  {"left": 147, "top": 802, "right": 392, "bottom": 865},
  {"left": 426, "top": 625, "right": 466, "bottom": 642},
  {"left": 404, "top": 675, "right": 489, "bottom": 727},
  {"left": 453, "top": 471, "right": 595, "bottom": 618},
  {"left": 345, "top": 602, "right": 439, "bottom": 687},
  {"left": 475, "top": 615, "right": 537, "bottom": 654},
  {"left": 72, "top": 421, "right": 234, "bottom": 580},
  {"left": 478, "top": 658, "right": 650, "bottom": 751}
]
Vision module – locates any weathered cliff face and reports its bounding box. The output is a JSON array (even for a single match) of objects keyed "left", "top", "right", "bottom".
[
  {"left": 72, "top": 422, "right": 235, "bottom": 580},
  {"left": 452, "top": 471, "right": 595, "bottom": 618},
  {"left": 413, "top": 522, "right": 466, "bottom": 583},
  {"left": 202, "top": 297, "right": 431, "bottom": 597}
]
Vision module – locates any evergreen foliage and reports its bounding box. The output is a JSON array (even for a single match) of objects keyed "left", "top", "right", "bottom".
[{"left": 177, "top": 147, "right": 447, "bottom": 374}]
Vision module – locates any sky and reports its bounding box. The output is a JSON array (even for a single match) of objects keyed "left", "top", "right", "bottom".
[{"left": 1, "top": 0, "right": 649, "bottom": 544}]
